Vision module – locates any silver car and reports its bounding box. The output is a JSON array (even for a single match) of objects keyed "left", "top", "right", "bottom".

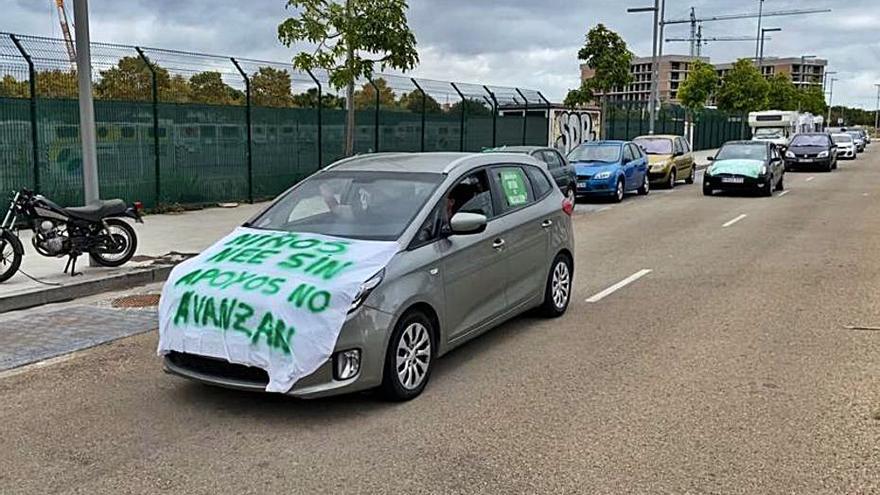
[{"left": 164, "top": 152, "right": 575, "bottom": 401}]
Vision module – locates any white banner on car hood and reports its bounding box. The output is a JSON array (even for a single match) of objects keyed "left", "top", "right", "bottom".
[{"left": 157, "top": 227, "right": 399, "bottom": 393}]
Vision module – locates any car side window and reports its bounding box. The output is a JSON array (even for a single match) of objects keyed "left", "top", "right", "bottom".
[
  {"left": 410, "top": 170, "right": 494, "bottom": 249},
  {"left": 623, "top": 145, "right": 635, "bottom": 162},
  {"left": 541, "top": 150, "right": 563, "bottom": 169},
  {"left": 491, "top": 166, "right": 535, "bottom": 213},
  {"left": 682, "top": 137, "right": 691, "bottom": 153},
  {"left": 524, "top": 165, "right": 553, "bottom": 198},
  {"left": 673, "top": 138, "right": 683, "bottom": 155}
]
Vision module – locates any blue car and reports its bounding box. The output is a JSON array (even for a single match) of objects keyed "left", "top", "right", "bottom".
[{"left": 567, "top": 140, "right": 650, "bottom": 202}]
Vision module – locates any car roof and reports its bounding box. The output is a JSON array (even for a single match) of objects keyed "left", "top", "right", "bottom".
[
  {"left": 324, "top": 152, "right": 540, "bottom": 174},
  {"left": 484, "top": 145, "right": 549, "bottom": 154},
  {"left": 585, "top": 140, "right": 626, "bottom": 145},
  {"left": 724, "top": 140, "right": 767, "bottom": 146},
  {"left": 633, "top": 134, "right": 679, "bottom": 140}
]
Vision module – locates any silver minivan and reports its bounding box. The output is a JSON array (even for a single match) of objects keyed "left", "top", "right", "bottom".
[{"left": 164, "top": 152, "right": 575, "bottom": 401}]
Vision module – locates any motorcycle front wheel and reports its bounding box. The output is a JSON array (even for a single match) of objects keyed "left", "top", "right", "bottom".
[
  {"left": 90, "top": 218, "right": 138, "bottom": 267},
  {"left": 0, "top": 230, "right": 23, "bottom": 283}
]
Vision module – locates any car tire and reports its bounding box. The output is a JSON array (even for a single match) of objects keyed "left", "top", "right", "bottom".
[
  {"left": 380, "top": 310, "right": 436, "bottom": 402},
  {"left": 763, "top": 177, "right": 774, "bottom": 197},
  {"left": 685, "top": 165, "right": 695, "bottom": 184},
  {"left": 637, "top": 174, "right": 650, "bottom": 195},
  {"left": 667, "top": 168, "right": 677, "bottom": 189},
  {"left": 613, "top": 178, "right": 624, "bottom": 203},
  {"left": 832, "top": 159, "right": 838, "bottom": 170},
  {"left": 703, "top": 184, "right": 713, "bottom": 196},
  {"left": 540, "top": 253, "right": 573, "bottom": 318},
  {"left": 776, "top": 172, "right": 784, "bottom": 191},
  {"left": 824, "top": 160, "right": 833, "bottom": 173}
]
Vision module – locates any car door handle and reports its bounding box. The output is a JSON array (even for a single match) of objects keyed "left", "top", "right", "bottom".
[
  {"left": 492, "top": 238, "right": 505, "bottom": 250},
  {"left": 541, "top": 219, "right": 553, "bottom": 229}
]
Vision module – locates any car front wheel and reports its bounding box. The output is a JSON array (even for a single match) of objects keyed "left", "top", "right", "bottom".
[
  {"left": 667, "top": 168, "right": 677, "bottom": 189},
  {"left": 381, "top": 310, "right": 435, "bottom": 401},
  {"left": 613, "top": 179, "right": 624, "bottom": 203},
  {"left": 637, "top": 174, "right": 650, "bottom": 195}
]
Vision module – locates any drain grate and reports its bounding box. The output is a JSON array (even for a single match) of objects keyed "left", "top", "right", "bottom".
[{"left": 112, "top": 294, "right": 161, "bottom": 308}]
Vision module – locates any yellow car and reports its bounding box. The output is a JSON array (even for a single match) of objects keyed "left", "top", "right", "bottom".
[{"left": 633, "top": 135, "right": 696, "bottom": 188}]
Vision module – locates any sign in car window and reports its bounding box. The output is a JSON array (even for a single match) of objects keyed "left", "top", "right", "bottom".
[{"left": 498, "top": 168, "right": 529, "bottom": 207}]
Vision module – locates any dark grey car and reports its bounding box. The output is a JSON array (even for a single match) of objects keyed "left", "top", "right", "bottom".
[
  {"left": 164, "top": 153, "right": 575, "bottom": 401},
  {"left": 483, "top": 146, "right": 578, "bottom": 201}
]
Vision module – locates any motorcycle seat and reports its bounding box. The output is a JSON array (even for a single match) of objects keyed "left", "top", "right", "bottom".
[{"left": 65, "top": 199, "right": 128, "bottom": 222}]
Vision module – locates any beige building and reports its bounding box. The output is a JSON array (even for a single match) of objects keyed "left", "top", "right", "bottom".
[{"left": 580, "top": 55, "right": 828, "bottom": 105}]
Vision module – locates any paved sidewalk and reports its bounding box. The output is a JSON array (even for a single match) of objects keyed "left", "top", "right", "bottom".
[{"left": 0, "top": 202, "right": 266, "bottom": 306}]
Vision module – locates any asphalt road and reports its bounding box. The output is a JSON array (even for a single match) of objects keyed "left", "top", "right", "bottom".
[{"left": 2, "top": 150, "right": 880, "bottom": 494}]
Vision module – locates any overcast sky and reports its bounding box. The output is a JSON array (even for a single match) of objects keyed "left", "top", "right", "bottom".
[{"left": 5, "top": 0, "right": 878, "bottom": 108}]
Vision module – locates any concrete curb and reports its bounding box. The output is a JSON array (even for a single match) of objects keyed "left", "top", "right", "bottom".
[{"left": 0, "top": 264, "right": 174, "bottom": 314}]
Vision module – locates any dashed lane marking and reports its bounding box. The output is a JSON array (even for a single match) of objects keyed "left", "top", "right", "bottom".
[
  {"left": 722, "top": 214, "right": 748, "bottom": 228},
  {"left": 586, "top": 269, "right": 653, "bottom": 303}
]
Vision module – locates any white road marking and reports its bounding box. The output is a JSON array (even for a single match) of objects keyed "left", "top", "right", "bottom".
[
  {"left": 777, "top": 190, "right": 790, "bottom": 197},
  {"left": 806, "top": 176, "right": 815, "bottom": 182},
  {"left": 597, "top": 206, "right": 613, "bottom": 212},
  {"left": 586, "top": 269, "right": 653, "bottom": 303},
  {"left": 722, "top": 214, "right": 748, "bottom": 228}
]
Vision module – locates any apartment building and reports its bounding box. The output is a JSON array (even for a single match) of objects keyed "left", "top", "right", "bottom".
[{"left": 580, "top": 55, "right": 828, "bottom": 105}]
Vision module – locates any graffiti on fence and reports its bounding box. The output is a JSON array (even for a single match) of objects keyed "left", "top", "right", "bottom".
[{"left": 550, "top": 109, "right": 599, "bottom": 155}]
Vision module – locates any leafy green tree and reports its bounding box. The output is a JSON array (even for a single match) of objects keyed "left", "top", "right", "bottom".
[
  {"left": 352, "top": 78, "right": 397, "bottom": 110},
  {"left": 251, "top": 67, "right": 295, "bottom": 107},
  {"left": 798, "top": 85, "right": 827, "bottom": 116},
  {"left": 292, "top": 87, "right": 346, "bottom": 108},
  {"left": 766, "top": 72, "right": 798, "bottom": 110},
  {"left": 565, "top": 24, "right": 633, "bottom": 107},
  {"left": 0, "top": 75, "right": 28, "bottom": 98},
  {"left": 188, "top": 71, "right": 243, "bottom": 105},
  {"left": 448, "top": 98, "right": 492, "bottom": 116},
  {"left": 95, "top": 56, "right": 166, "bottom": 101},
  {"left": 278, "top": 0, "right": 420, "bottom": 155},
  {"left": 167, "top": 74, "right": 192, "bottom": 103},
  {"left": 716, "top": 59, "right": 769, "bottom": 113},
  {"left": 34, "top": 69, "right": 79, "bottom": 99},
  {"left": 398, "top": 89, "right": 441, "bottom": 113},
  {"left": 677, "top": 60, "right": 718, "bottom": 113}
]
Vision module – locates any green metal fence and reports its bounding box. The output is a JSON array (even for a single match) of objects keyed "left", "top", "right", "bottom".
[
  {"left": 0, "top": 33, "right": 551, "bottom": 208},
  {"left": 692, "top": 109, "right": 747, "bottom": 150}
]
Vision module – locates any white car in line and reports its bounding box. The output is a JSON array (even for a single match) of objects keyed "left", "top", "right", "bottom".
[{"left": 831, "top": 133, "right": 857, "bottom": 159}]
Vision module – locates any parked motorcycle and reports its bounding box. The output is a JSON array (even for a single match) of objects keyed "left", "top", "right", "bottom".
[{"left": 0, "top": 189, "right": 143, "bottom": 282}]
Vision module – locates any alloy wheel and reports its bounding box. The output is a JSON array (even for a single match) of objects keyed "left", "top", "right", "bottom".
[
  {"left": 552, "top": 261, "right": 571, "bottom": 310},
  {"left": 616, "top": 181, "right": 624, "bottom": 202},
  {"left": 395, "top": 322, "right": 431, "bottom": 390}
]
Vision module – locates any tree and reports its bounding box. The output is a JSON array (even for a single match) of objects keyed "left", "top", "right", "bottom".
[
  {"left": 291, "top": 87, "right": 346, "bottom": 108},
  {"left": 565, "top": 24, "right": 633, "bottom": 107},
  {"left": 352, "top": 78, "right": 396, "bottom": 110},
  {"left": 251, "top": 67, "right": 295, "bottom": 107},
  {"left": 167, "top": 74, "right": 192, "bottom": 103},
  {"left": 188, "top": 71, "right": 243, "bottom": 105},
  {"left": 398, "top": 89, "right": 441, "bottom": 113},
  {"left": 798, "top": 85, "right": 827, "bottom": 116},
  {"left": 766, "top": 72, "right": 798, "bottom": 110},
  {"left": 448, "top": 98, "right": 492, "bottom": 116},
  {"left": 716, "top": 59, "right": 769, "bottom": 113},
  {"left": 278, "top": 0, "right": 419, "bottom": 155},
  {"left": 677, "top": 60, "right": 718, "bottom": 113},
  {"left": 95, "top": 56, "right": 166, "bottom": 101},
  {"left": 0, "top": 75, "right": 28, "bottom": 98}
]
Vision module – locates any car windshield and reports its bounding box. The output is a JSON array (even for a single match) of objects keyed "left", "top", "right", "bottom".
[
  {"left": 715, "top": 143, "right": 767, "bottom": 161},
  {"left": 754, "top": 128, "right": 784, "bottom": 138},
  {"left": 848, "top": 132, "right": 861, "bottom": 140},
  {"left": 790, "top": 135, "right": 829, "bottom": 147},
  {"left": 832, "top": 134, "right": 853, "bottom": 144},
  {"left": 568, "top": 144, "right": 620, "bottom": 163},
  {"left": 249, "top": 171, "right": 443, "bottom": 241},
  {"left": 633, "top": 138, "right": 673, "bottom": 155}
]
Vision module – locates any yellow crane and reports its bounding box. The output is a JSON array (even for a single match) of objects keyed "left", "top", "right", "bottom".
[{"left": 54, "top": 0, "right": 76, "bottom": 66}]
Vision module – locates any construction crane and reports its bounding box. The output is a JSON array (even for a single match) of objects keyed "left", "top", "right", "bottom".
[
  {"left": 666, "top": 26, "right": 765, "bottom": 57},
  {"left": 666, "top": 6, "right": 831, "bottom": 57},
  {"left": 54, "top": 0, "right": 76, "bottom": 67}
]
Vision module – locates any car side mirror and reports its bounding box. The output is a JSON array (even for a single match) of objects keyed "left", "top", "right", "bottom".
[
  {"left": 449, "top": 212, "right": 487, "bottom": 235},
  {"left": 706, "top": 156, "right": 715, "bottom": 161}
]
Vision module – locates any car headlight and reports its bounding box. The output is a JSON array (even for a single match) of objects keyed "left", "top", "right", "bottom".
[
  {"left": 761, "top": 165, "right": 768, "bottom": 176},
  {"left": 817, "top": 151, "right": 829, "bottom": 158},
  {"left": 349, "top": 269, "right": 384, "bottom": 313},
  {"left": 594, "top": 171, "right": 612, "bottom": 180},
  {"left": 651, "top": 161, "right": 669, "bottom": 171},
  {"left": 785, "top": 150, "right": 795, "bottom": 158}
]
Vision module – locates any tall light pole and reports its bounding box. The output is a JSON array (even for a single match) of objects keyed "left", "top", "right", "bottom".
[
  {"left": 628, "top": 2, "right": 661, "bottom": 134},
  {"left": 754, "top": 0, "right": 765, "bottom": 60},
  {"left": 72, "top": 0, "right": 100, "bottom": 205},
  {"left": 874, "top": 83, "right": 880, "bottom": 131},
  {"left": 826, "top": 77, "right": 838, "bottom": 125},
  {"left": 758, "top": 27, "right": 781, "bottom": 71},
  {"left": 822, "top": 70, "right": 836, "bottom": 93}
]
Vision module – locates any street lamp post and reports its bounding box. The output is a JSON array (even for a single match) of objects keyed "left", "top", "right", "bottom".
[
  {"left": 826, "top": 77, "right": 838, "bottom": 125},
  {"left": 758, "top": 27, "right": 781, "bottom": 71},
  {"left": 822, "top": 71, "right": 837, "bottom": 93},
  {"left": 628, "top": 2, "right": 661, "bottom": 134},
  {"left": 754, "top": 0, "right": 765, "bottom": 61},
  {"left": 874, "top": 83, "right": 880, "bottom": 131}
]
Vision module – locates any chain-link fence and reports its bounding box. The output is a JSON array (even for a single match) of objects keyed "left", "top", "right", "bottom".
[{"left": 0, "top": 33, "right": 552, "bottom": 208}]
